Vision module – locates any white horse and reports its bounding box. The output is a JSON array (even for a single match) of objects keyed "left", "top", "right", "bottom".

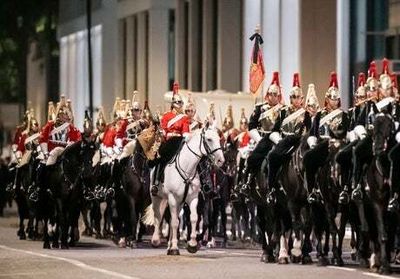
[{"left": 144, "top": 125, "right": 224, "bottom": 255}]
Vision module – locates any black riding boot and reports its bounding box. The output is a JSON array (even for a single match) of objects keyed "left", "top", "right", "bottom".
[
  {"left": 29, "top": 163, "right": 45, "bottom": 202},
  {"left": 151, "top": 164, "right": 162, "bottom": 196}
]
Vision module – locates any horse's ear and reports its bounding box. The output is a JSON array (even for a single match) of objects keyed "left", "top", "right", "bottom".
[{"left": 204, "top": 121, "right": 210, "bottom": 130}]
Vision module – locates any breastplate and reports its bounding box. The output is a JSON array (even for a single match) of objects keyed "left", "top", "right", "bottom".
[
  {"left": 259, "top": 104, "right": 282, "bottom": 132},
  {"left": 282, "top": 107, "right": 305, "bottom": 135},
  {"left": 126, "top": 120, "right": 142, "bottom": 139}
]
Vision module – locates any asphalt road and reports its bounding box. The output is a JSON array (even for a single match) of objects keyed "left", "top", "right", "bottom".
[{"left": 1, "top": 205, "right": 400, "bottom": 279}]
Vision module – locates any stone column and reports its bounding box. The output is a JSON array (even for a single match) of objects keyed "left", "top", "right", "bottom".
[
  {"left": 148, "top": 8, "right": 169, "bottom": 110},
  {"left": 337, "top": 0, "right": 350, "bottom": 108},
  {"left": 280, "top": 0, "right": 300, "bottom": 102},
  {"left": 217, "top": 0, "right": 241, "bottom": 92},
  {"left": 202, "top": 0, "right": 216, "bottom": 91},
  {"left": 262, "top": 0, "right": 281, "bottom": 93},
  {"left": 136, "top": 11, "right": 147, "bottom": 103},
  {"left": 175, "top": 0, "right": 187, "bottom": 88},
  {"left": 125, "top": 15, "right": 136, "bottom": 97},
  {"left": 188, "top": 0, "right": 200, "bottom": 91}
]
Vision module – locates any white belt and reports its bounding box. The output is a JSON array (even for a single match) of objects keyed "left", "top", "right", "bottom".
[{"left": 167, "top": 132, "right": 181, "bottom": 138}]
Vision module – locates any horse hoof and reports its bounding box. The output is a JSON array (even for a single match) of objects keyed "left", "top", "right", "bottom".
[
  {"left": 43, "top": 242, "right": 51, "bottom": 249},
  {"left": 336, "top": 257, "right": 344, "bottom": 267},
  {"left": 167, "top": 249, "right": 180, "bottom": 256},
  {"left": 52, "top": 242, "right": 59, "bottom": 249},
  {"left": 151, "top": 239, "right": 161, "bottom": 248},
  {"left": 318, "top": 256, "right": 329, "bottom": 266},
  {"left": 19, "top": 233, "right": 26, "bottom": 240},
  {"left": 291, "top": 255, "right": 302, "bottom": 264},
  {"left": 359, "top": 258, "right": 369, "bottom": 268},
  {"left": 302, "top": 255, "right": 313, "bottom": 265},
  {"left": 379, "top": 265, "right": 392, "bottom": 275},
  {"left": 278, "top": 257, "right": 289, "bottom": 264},
  {"left": 187, "top": 244, "right": 198, "bottom": 254},
  {"left": 129, "top": 241, "right": 138, "bottom": 249},
  {"left": 61, "top": 244, "right": 69, "bottom": 250},
  {"left": 351, "top": 252, "right": 357, "bottom": 262}
]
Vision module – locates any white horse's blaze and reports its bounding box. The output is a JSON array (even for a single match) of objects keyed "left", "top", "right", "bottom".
[{"left": 149, "top": 128, "right": 224, "bottom": 253}]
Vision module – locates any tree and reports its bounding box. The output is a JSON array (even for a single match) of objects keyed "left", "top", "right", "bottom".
[{"left": 0, "top": 0, "right": 59, "bottom": 107}]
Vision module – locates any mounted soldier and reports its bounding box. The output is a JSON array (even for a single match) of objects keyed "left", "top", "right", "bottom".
[
  {"left": 303, "top": 72, "right": 349, "bottom": 203},
  {"left": 351, "top": 61, "right": 380, "bottom": 201},
  {"left": 241, "top": 71, "right": 284, "bottom": 192},
  {"left": 30, "top": 96, "right": 81, "bottom": 201},
  {"left": 99, "top": 98, "right": 121, "bottom": 165},
  {"left": 266, "top": 73, "right": 311, "bottom": 203},
  {"left": 185, "top": 93, "right": 202, "bottom": 132},
  {"left": 388, "top": 72, "right": 400, "bottom": 211},
  {"left": 150, "top": 82, "right": 190, "bottom": 196},
  {"left": 118, "top": 91, "right": 149, "bottom": 161},
  {"left": 222, "top": 105, "right": 239, "bottom": 145},
  {"left": 10, "top": 110, "right": 31, "bottom": 166},
  {"left": 337, "top": 72, "right": 368, "bottom": 204}
]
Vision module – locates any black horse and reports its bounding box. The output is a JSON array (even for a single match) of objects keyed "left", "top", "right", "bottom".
[
  {"left": 112, "top": 142, "right": 151, "bottom": 247},
  {"left": 363, "top": 113, "right": 397, "bottom": 273}
]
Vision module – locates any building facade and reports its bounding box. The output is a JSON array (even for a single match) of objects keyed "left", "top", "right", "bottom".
[{"left": 57, "top": 0, "right": 395, "bottom": 128}]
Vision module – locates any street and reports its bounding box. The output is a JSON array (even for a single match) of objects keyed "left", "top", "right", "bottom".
[{"left": 0, "top": 205, "right": 399, "bottom": 279}]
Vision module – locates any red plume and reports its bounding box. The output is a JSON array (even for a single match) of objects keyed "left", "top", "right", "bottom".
[
  {"left": 382, "top": 58, "right": 390, "bottom": 75},
  {"left": 271, "top": 72, "right": 280, "bottom": 86},
  {"left": 173, "top": 81, "right": 179, "bottom": 96},
  {"left": 368, "top": 61, "right": 377, "bottom": 79},
  {"left": 357, "top": 72, "right": 366, "bottom": 87},
  {"left": 292, "top": 73, "right": 300, "bottom": 87},
  {"left": 329, "top": 72, "right": 338, "bottom": 89}
]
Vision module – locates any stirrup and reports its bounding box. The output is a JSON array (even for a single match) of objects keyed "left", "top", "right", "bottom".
[
  {"left": 388, "top": 197, "right": 400, "bottom": 212},
  {"left": 266, "top": 188, "right": 276, "bottom": 204},
  {"left": 338, "top": 190, "right": 350, "bottom": 205},
  {"left": 351, "top": 185, "right": 363, "bottom": 202},
  {"left": 307, "top": 190, "right": 318, "bottom": 204},
  {"left": 29, "top": 191, "right": 39, "bottom": 202}
]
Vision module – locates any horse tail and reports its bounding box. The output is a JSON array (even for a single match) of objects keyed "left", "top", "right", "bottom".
[{"left": 141, "top": 204, "right": 155, "bottom": 226}]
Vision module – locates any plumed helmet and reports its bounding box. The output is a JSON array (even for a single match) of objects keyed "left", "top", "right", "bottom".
[
  {"left": 380, "top": 58, "right": 392, "bottom": 91},
  {"left": 325, "top": 72, "right": 340, "bottom": 100},
  {"left": 290, "top": 73, "right": 303, "bottom": 98},
  {"left": 305, "top": 84, "right": 320, "bottom": 110},
  {"left": 131, "top": 90, "right": 142, "bottom": 111},
  {"left": 171, "top": 81, "right": 183, "bottom": 109},
  {"left": 55, "top": 95, "right": 73, "bottom": 122},
  {"left": 223, "top": 105, "right": 234, "bottom": 130},
  {"left": 366, "top": 61, "right": 379, "bottom": 92},
  {"left": 47, "top": 101, "right": 56, "bottom": 121},
  {"left": 266, "top": 72, "right": 281, "bottom": 96},
  {"left": 355, "top": 72, "right": 367, "bottom": 99},
  {"left": 96, "top": 106, "right": 107, "bottom": 131},
  {"left": 240, "top": 108, "right": 248, "bottom": 125}
]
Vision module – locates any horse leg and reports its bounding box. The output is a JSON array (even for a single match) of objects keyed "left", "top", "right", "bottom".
[
  {"left": 151, "top": 196, "right": 167, "bottom": 247},
  {"left": 187, "top": 197, "right": 199, "bottom": 253},
  {"left": 220, "top": 202, "right": 228, "bottom": 247},
  {"left": 167, "top": 194, "right": 180, "bottom": 255},
  {"left": 127, "top": 196, "right": 137, "bottom": 248},
  {"left": 289, "top": 202, "right": 302, "bottom": 263},
  {"left": 336, "top": 207, "right": 348, "bottom": 266},
  {"left": 372, "top": 203, "right": 390, "bottom": 274},
  {"left": 42, "top": 218, "right": 50, "bottom": 249},
  {"left": 355, "top": 201, "right": 370, "bottom": 267},
  {"left": 302, "top": 206, "right": 313, "bottom": 265}
]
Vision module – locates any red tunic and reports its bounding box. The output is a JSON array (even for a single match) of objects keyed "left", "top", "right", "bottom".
[
  {"left": 102, "top": 125, "right": 117, "bottom": 148},
  {"left": 39, "top": 121, "right": 81, "bottom": 151},
  {"left": 115, "top": 118, "right": 131, "bottom": 146},
  {"left": 238, "top": 131, "right": 251, "bottom": 148},
  {"left": 161, "top": 111, "right": 190, "bottom": 140},
  {"left": 16, "top": 132, "right": 28, "bottom": 153}
]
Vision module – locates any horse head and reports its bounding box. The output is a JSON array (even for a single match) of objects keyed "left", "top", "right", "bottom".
[
  {"left": 222, "top": 139, "right": 238, "bottom": 177},
  {"left": 373, "top": 113, "right": 394, "bottom": 156},
  {"left": 201, "top": 123, "right": 225, "bottom": 167}
]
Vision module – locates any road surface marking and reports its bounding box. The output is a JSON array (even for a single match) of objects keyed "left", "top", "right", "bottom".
[
  {"left": 0, "top": 245, "right": 141, "bottom": 279},
  {"left": 327, "top": 266, "right": 356, "bottom": 272},
  {"left": 0, "top": 272, "right": 47, "bottom": 277},
  {"left": 362, "top": 272, "right": 397, "bottom": 279}
]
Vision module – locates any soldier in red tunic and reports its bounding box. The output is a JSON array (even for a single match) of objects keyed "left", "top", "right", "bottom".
[
  {"left": 29, "top": 96, "right": 81, "bottom": 201},
  {"left": 151, "top": 81, "right": 190, "bottom": 196}
]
